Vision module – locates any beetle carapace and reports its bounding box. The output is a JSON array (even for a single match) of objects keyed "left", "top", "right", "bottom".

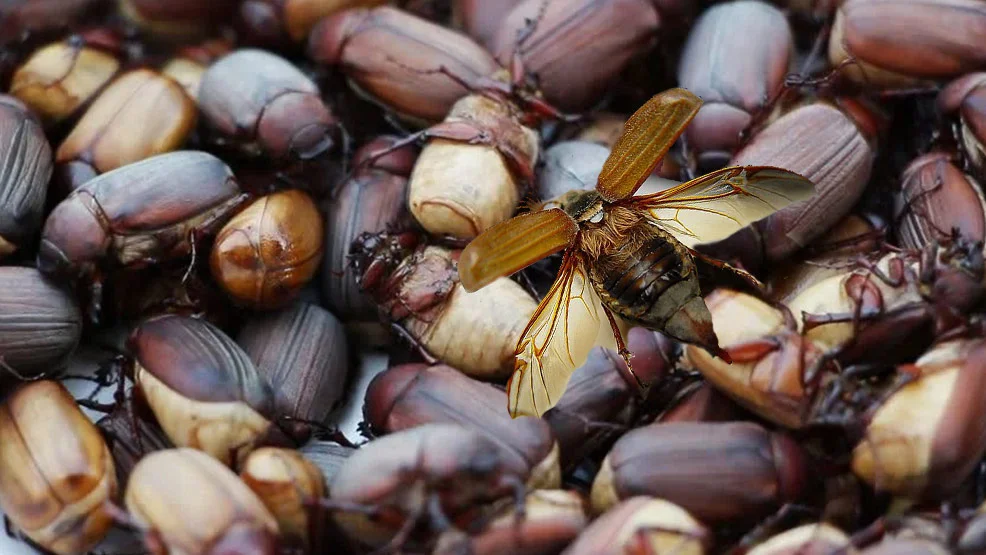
[{"left": 459, "top": 88, "right": 816, "bottom": 417}]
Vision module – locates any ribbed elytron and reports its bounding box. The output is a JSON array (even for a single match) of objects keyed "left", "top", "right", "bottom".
[{"left": 458, "top": 88, "right": 816, "bottom": 418}]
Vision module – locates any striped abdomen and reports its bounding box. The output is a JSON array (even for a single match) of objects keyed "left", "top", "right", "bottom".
[{"left": 590, "top": 233, "right": 721, "bottom": 353}]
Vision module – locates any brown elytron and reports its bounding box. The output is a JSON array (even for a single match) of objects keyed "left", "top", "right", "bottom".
[{"left": 460, "top": 89, "right": 816, "bottom": 418}]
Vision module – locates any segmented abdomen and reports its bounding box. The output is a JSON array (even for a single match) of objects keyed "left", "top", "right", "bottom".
[{"left": 591, "top": 236, "right": 700, "bottom": 326}]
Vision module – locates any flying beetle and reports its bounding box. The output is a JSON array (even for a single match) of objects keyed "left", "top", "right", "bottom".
[{"left": 458, "top": 88, "right": 816, "bottom": 418}]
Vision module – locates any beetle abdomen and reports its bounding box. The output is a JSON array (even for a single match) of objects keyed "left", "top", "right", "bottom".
[{"left": 591, "top": 233, "right": 721, "bottom": 352}]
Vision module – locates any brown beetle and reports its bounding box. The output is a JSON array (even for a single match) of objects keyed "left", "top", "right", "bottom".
[
  {"left": 199, "top": 49, "right": 340, "bottom": 163},
  {"left": 56, "top": 69, "right": 197, "bottom": 192},
  {"left": 785, "top": 246, "right": 981, "bottom": 368},
  {"left": 365, "top": 363, "right": 561, "bottom": 489},
  {"left": 563, "top": 496, "right": 711, "bottom": 555},
  {"left": 404, "top": 92, "right": 540, "bottom": 239},
  {"left": 685, "top": 288, "right": 829, "bottom": 429},
  {"left": 322, "top": 137, "right": 414, "bottom": 324},
  {"left": 327, "top": 423, "right": 529, "bottom": 550},
  {"left": 307, "top": 6, "right": 500, "bottom": 124},
  {"left": 240, "top": 447, "right": 326, "bottom": 548},
  {"left": 490, "top": 0, "right": 659, "bottom": 112},
  {"left": 0, "top": 95, "right": 52, "bottom": 257},
  {"left": 237, "top": 0, "right": 387, "bottom": 49},
  {"left": 590, "top": 422, "right": 808, "bottom": 522},
  {"left": 130, "top": 314, "right": 293, "bottom": 466},
  {"left": 712, "top": 102, "right": 877, "bottom": 270},
  {"left": 349, "top": 232, "right": 538, "bottom": 380},
  {"left": 125, "top": 448, "right": 279, "bottom": 555},
  {"left": 0, "top": 380, "right": 117, "bottom": 555},
  {"left": 237, "top": 301, "right": 350, "bottom": 438},
  {"left": 210, "top": 189, "right": 324, "bottom": 310},
  {"left": 0, "top": 267, "right": 82, "bottom": 383},
  {"left": 850, "top": 339, "right": 986, "bottom": 501},
  {"left": 9, "top": 37, "right": 120, "bottom": 125},
  {"left": 38, "top": 151, "right": 246, "bottom": 287},
  {"left": 677, "top": 0, "right": 793, "bottom": 170},
  {"left": 829, "top": 0, "right": 986, "bottom": 89},
  {"left": 894, "top": 152, "right": 986, "bottom": 251}
]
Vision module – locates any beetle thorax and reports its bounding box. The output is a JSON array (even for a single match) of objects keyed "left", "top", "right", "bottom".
[{"left": 556, "top": 190, "right": 604, "bottom": 222}]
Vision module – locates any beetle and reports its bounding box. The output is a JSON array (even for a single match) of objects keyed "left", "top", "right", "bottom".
[
  {"left": 325, "top": 424, "right": 529, "bottom": 550},
  {"left": 0, "top": 95, "right": 52, "bottom": 258},
  {"left": 123, "top": 448, "right": 279, "bottom": 555},
  {"left": 199, "top": 49, "right": 340, "bottom": 164},
  {"left": 0, "top": 380, "right": 117, "bottom": 555},
  {"left": 0, "top": 267, "right": 82, "bottom": 383},
  {"left": 210, "top": 189, "right": 324, "bottom": 309},
  {"left": 55, "top": 69, "right": 197, "bottom": 192},
  {"left": 38, "top": 150, "right": 247, "bottom": 316},
  {"left": 129, "top": 314, "right": 298, "bottom": 467},
  {"left": 458, "top": 88, "right": 815, "bottom": 417},
  {"left": 9, "top": 35, "right": 121, "bottom": 126}
]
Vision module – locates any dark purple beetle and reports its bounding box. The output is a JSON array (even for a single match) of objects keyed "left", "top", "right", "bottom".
[
  {"left": 38, "top": 150, "right": 246, "bottom": 281},
  {"left": 0, "top": 95, "right": 52, "bottom": 258},
  {"left": 199, "top": 49, "right": 340, "bottom": 163}
]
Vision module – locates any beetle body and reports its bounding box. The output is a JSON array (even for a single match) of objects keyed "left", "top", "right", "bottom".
[
  {"left": 0, "top": 267, "right": 82, "bottom": 382},
  {"left": 211, "top": 189, "right": 324, "bottom": 309},
  {"left": 0, "top": 381, "right": 117, "bottom": 555},
  {"left": 125, "top": 448, "right": 279, "bottom": 555},
  {"left": 130, "top": 314, "right": 290, "bottom": 466},
  {"left": 39, "top": 150, "right": 245, "bottom": 279},
  {"left": 0, "top": 95, "right": 52, "bottom": 257},
  {"left": 200, "top": 49, "right": 339, "bottom": 162},
  {"left": 9, "top": 38, "right": 120, "bottom": 125},
  {"left": 56, "top": 69, "right": 197, "bottom": 192},
  {"left": 237, "top": 302, "right": 349, "bottom": 439}
]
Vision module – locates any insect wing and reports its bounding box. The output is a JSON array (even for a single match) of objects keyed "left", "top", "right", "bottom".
[
  {"left": 459, "top": 208, "right": 579, "bottom": 293},
  {"left": 634, "top": 166, "right": 815, "bottom": 248},
  {"left": 596, "top": 88, "right": 702, "bottom": 202},
  {"left": 507, "top": 253, "right": 621, "bottom": 418}
]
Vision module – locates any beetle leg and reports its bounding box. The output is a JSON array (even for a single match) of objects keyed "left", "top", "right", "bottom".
[
  {"left": 357, "top": 130, "right": 430, "bottom": 175},
  {"left": 601, "top": 306, "right": 635, "bottom": 380}
]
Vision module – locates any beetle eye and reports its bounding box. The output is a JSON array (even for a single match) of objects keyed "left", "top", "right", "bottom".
[{"left": 589, "top": 211, "right": 604, "bottom": 223}]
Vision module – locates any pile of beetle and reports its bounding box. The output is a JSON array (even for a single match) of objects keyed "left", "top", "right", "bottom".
[{"left": 3, "top": 0, "right": 986, "bottom": 554}]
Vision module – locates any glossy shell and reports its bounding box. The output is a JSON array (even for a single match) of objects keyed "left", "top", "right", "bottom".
[
  {"left": 211, "top": 189, "right": 324, "bottom": 309},
  {"left": 0, "top": 381, "right": 116, "bottom": 555},
  {"left": 126, "top": 448, "right": 279, "bottom": 555},
  {"left": 131, "top": 314, "right": 277, "bottom": 466},
  {"left": 56, "top": 69, "right": 196, "bottom": 188}
]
